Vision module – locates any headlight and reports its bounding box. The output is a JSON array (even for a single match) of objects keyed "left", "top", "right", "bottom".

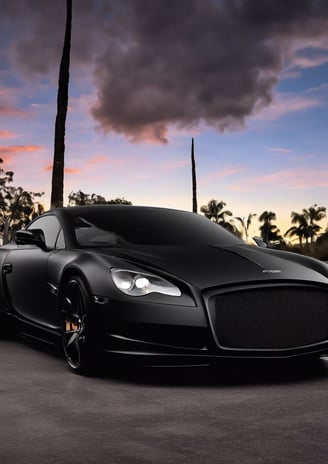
[{"left": 111, "top": 268, "right": 181, "bottom": 297}]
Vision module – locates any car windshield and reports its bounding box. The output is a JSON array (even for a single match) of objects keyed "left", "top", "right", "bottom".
[{"left": 72, "top": 207, "right": 243, "bottom": 247}]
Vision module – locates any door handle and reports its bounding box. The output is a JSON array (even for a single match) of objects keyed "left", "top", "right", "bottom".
[{"left": 2, "top": 263, "right": 12, "bottom": 274}]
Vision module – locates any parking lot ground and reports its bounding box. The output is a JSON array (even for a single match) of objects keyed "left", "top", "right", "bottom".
[{"left": 1, "top": 337, "right": 328, "bottom": 464}]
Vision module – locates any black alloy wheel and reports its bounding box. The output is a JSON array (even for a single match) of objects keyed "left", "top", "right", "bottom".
[{"left": 61, "top": 276, "right": 98, "bottom": 374}]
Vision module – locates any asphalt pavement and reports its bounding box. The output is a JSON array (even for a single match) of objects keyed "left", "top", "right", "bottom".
[{"left": 0, "top": 336, "right": 328, "bottom": 464}]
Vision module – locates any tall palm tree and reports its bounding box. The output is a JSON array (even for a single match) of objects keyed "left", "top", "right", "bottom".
[
  {"left": 258, "top": 211, "right": 281, "bottom": 244},
  {"left": 50, "top": 0, "right": 72, "bottom": 209},
  {"left": 191, "top": 138, "right": 197, "bottom": 214}
]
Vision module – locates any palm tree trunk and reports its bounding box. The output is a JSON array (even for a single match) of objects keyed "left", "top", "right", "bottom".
[
  {"left": 191, "top": 138, "right": 197, "bottom": 214},
  {"left": 50, "top": 0, "right": 72, "bottom": 209}
]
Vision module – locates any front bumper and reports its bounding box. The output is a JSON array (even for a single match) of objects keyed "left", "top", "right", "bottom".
[{"left": 94, "top": 281, "right": 328, "bottom": 364}]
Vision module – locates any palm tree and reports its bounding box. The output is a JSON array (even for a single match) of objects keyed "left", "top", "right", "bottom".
[
  {"left": 284, "top": 223, "right": 308, "bottom": 248},
  {"left": 303, "top": 204, "right": 326, "bottom": 245},
  {"left": 200, "top": 199, "right": 241, "bottom": 235},
  {"left": 235, "top": 213, "right": 257, "bottom": 242},
  {"left": 200, "top": 199, "right": 233, "bottom": 225},
  {"left": 258, "top": 211, "right": 281, "bottom": 244},
  {"left": 191, "top": 138, "right": 197, "bottom": 214},
  {"left": 50, "top": 0, "right": 72, "bottom": 209},
  {"left": 285, "top": 206, "right": 326, "bottom": 248}
]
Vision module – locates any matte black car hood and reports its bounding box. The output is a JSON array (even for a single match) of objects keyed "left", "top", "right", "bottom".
[{"left": 102, "top": 244, "right": 328, "bottom": 289}]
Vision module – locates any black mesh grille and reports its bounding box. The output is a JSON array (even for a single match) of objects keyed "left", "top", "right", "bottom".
[{"left": 213, "top": 287, "right": 328, "bottom": 349}]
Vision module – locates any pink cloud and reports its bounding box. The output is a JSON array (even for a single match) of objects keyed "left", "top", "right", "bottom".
[
  {"left": 268, "top": 147, "right": 293, "bottom": 154},
  {"left": 161, "top": 159, "right": 189, "bottom": 171},
  {"left": 287, "top": 37, "right": 328, "bottom": 70},
  {"left": 65, "top": 167, "right": 81, "bottom": 174},
  {"left": 0, "top": 104, "right": 28, "bottom": 117},
  {"left": 88, "top": 155, "right": 188, "bottom": 177},
  {"left": 0, "top": 130, "right": 15, "bottom": 138},
  {"left": 253, "top": 94, "right": 321, "bottom": 121},
  {"left": 0, "top": 145, "right": 42, "bottom": 155},
  {"left": 88, "top": 156, "right": 109, "bottom": 165},
  {"left": 87, "top": 155, "right": 128, "bottom": 168},
  {"left": 44, "top": 165, "right": 81, "bottom": 175},
  {"left": 0, "top": 88, "right": 29, "bottom": 117},
  {"left": 200, "top": 166, "right": 246, "bottom": 185},
  {"left": 292, "top": 55, "right": 328, "bottom": 69},
  {"left": 44, "top": 155, "right": 129, "bottom": 185},
  {"left": 231, "top": 167, "right": 328, "bottom": 192}
]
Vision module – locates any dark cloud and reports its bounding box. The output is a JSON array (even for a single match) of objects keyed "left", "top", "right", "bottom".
[
  {"left": 2, "top": 0, "right": 328, "bottom": 143},
  {"left": 1, "top": 1, "right": 66, "bottom": 75},
  {"left": 91, "top": 0, "right": 328, "bottom": 142},
  {"left": 1, "top": 0, "right": 109, "bottom": 75}
]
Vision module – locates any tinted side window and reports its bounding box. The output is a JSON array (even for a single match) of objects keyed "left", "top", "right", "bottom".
[{"left": 28, "top": 216, "right": 63, "bottom": 249}]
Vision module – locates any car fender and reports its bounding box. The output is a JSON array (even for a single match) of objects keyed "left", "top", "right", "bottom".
[{"left": 47, "top": 250, "right": 128, "bottom": 299}]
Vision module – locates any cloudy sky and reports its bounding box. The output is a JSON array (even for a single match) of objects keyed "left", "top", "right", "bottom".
[{"left": 1, "top": 0, "right": 328, "bottom": 237}]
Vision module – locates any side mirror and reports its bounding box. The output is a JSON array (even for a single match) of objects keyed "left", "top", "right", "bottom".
[
  {"left": 252, "top": 236, "right": 268, "bottom": 248},
  {"left": 15, "top": 229, "right": 47, "bottom": 251}
]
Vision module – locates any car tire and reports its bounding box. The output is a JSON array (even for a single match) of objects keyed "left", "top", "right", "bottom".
[{"left": 60, "top": 275, "right": 100, "bottom": 375}]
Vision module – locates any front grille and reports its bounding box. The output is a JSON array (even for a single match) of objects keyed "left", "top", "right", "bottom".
[{"left": 212, "top": 287, "right": 328, "bottom": 350}]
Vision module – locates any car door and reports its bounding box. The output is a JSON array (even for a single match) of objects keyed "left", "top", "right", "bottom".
[{"left": 4, "top": 215, "right": 64, "bottom": 328}]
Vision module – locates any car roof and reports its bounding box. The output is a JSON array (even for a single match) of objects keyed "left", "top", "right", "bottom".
[{"left": 44, "top": 204, "right": 189, "bottom": 218}]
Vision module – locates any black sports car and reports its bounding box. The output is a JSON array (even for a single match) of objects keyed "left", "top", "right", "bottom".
[{"left": 1, "top": 205, "right": 328, "bottom": 374}]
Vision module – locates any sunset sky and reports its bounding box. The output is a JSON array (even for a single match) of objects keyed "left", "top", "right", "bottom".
[{"left": 1, "top": 0, "right": 328, "bottom": 238}]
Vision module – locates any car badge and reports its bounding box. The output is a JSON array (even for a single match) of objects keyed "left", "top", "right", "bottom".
[{"left": 262, "top": 269, "right": 282, "bottom": 274}]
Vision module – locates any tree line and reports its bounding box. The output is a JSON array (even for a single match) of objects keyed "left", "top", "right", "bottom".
[
  {"left": 200, "top": 199, "right": 328, "bottom": 257},
  {"left": 0, "top": 160, "right": 131, "bottom": 244},
  {"left": 0, "top": 160, "right": 44, "bottom": 244},
  {"left": 1, "top": 156, "right": 327, "bottom": 260}
]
